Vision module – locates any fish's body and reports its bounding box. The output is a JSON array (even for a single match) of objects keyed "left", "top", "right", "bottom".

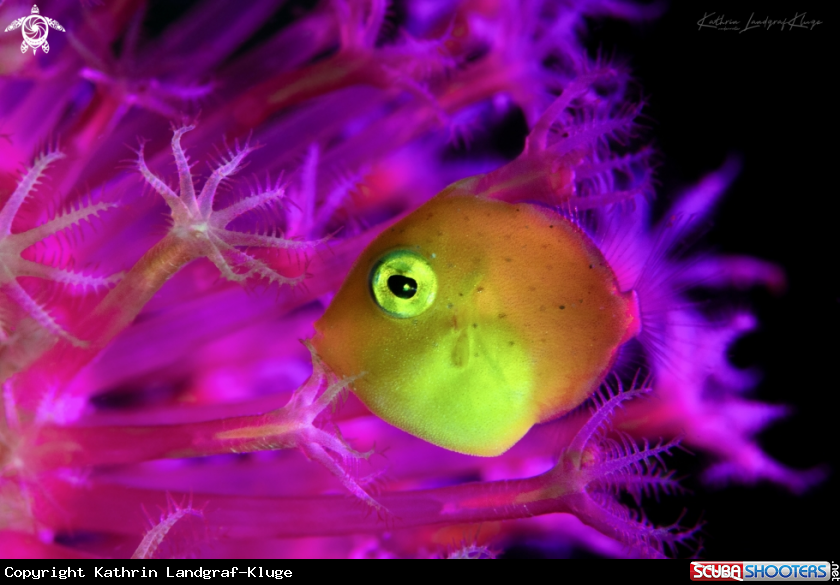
[{"left": 313, "top": 178, "right": 640, "bottom": 456}]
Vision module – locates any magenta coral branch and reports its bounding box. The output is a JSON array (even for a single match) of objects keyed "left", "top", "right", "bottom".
[
  {"left": 42, "top": 433, "right": 685, "bottom": 557},
  {"left": 28, "top": 380, "right": 347, "bottom": 468},
  {"left": 22, "top": 358, "right": 377, "bottom": 505},
  {"left": 49, "top": 473, "right": 580, "bottom": 538}
]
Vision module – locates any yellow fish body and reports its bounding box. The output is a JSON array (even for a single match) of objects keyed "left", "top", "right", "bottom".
[{"left": 313, "top": 177, "right": 640, "bottom": 456}]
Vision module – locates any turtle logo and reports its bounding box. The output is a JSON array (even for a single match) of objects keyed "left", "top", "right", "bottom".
[{"left": 4, "top": 5, "right": 65, "bottom": 55}]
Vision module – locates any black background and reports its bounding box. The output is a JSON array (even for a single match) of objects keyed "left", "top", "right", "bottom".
[{"left": 586, "top": 2, "right": 835, "bottom": 561}]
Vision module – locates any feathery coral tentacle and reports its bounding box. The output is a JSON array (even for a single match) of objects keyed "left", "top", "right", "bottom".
[
  {"left": 4, "top": 279, "right": 83, "bottom": 346},
  {"left": 197, "top": 139, "right": 256, "bottom": 218},
  {"left": 171, "top": 125, "right": 199, "bottom": 214},
  {"left": 12, "top": 201, "right": 118, "bottom": 250},
  {"left": 130, "top": 126, "right": 323, "bottom": 290},
  {"left": 541, "top": 380, "right": 696, "bottom": 557},
  {"left": 0, "top": 151, "right": 120, "bottom": 346},
  {"left": 131, "top": 496, "right": 203, "bottom": 560},
  {"left": 0, "top": 152, "right": 65, "bottom": 237}
]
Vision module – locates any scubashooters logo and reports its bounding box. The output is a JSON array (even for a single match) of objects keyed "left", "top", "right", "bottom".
[{"left": 691, "top": 562, "right": 831, "bottom": 581}]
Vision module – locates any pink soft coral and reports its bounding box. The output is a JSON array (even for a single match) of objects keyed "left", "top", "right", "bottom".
[{"left": 0, "top": 0, "right": 831, "bottom": 559}]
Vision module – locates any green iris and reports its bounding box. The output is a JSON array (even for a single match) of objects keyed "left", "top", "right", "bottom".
[{"left": 370, "top": 250, "right": 437, "bottom": 318}]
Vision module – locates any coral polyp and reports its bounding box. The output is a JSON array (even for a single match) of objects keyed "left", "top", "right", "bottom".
[
  {"left": 0, "top": 150, "right": 118, "bottom": 347},
  {"left": 0, "top": 0, "right": 828, "bottom": 559}
]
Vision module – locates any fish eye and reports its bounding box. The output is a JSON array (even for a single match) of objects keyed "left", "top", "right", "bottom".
[{"left": 370, "top": 250, "right": 437, "bottom": 318}]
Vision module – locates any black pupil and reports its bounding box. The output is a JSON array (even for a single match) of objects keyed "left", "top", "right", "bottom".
[{"left": 388, "top": 275, "right": 417, "bottom": 299}]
